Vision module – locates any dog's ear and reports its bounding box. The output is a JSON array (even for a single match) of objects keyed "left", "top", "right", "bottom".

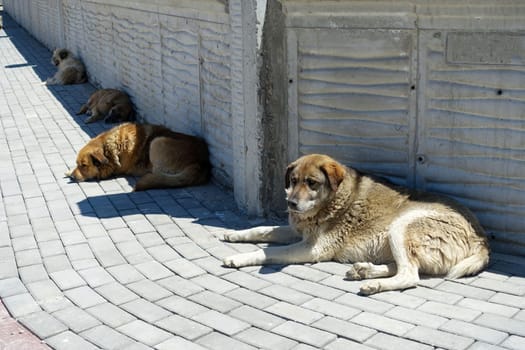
[
  {"left": 58, "top": 49, "right": 69, "bottom": 60},
  {"left": 90, "top": 149, "right": 109, "bottom": 167},
  {"left": 285, "top": 162, "right": 296, "bottom": 188},
  {"left": 320, "top": 161, "right": 346, "bottom": 191}
]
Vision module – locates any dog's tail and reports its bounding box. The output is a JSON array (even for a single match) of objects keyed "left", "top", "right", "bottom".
[
  {"left": 446, "top": 244, "right": 490, "bottom": 279},
  {"left": 134, "top": 165, "right": 209, "bottom": 191}
]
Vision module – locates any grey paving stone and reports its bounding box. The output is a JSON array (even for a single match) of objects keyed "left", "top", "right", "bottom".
[
  {"left": 121, "top": 298, "right": 172, "bottom": 323},
  {"left": 95, "top": 282, "right": 139, "bottom": 305},
  {"left": 134, "top": 260, "right": 173, "bottom": 280},
  {"left": 475, "top": 313, "right": 525, "bottom": 337},
  {"left": 261, "top": 284, "right": 313, "bottom": 305},
  {"left": 301, "top": 297, "right": 360, "bottom": 320},
  {"left": 86, "top": 302, "right": 137, "bottom": 328},
  {"left": 227, "top": 287, "right": 279, "bottom": 309},
  {"left": 156, "top": 336, "right": 209, "bottom": 350},
  {"left": 0, "top": 277, "right": 27, "bottom": 297},
  {"left": 191, "top": 274, "right": 238, "bottom": 294},
  {"left": 146, "top": 245, "right": 181, "bottom": 262},
  {"left": 235, "top": 326, "right": 298, "bottom": 350},
  {"left": 49, "top": 269, "right": 86, "bottom": 290},
  {"left": 417, "top": 301, "right": 482, "bottom": 322},
  {"left": 313, "top": 316, "right": 377, "bottom": 343},
  {"left": 81, "top": 324, "right": 134, "bottom": 349},
  {"left": 19, "top": 310, "right": 68, "bottom": 339},
  {"left": 189, "top": 290, "right": 242, "bottom": 313},
  {"left": 325, "top": 338, "right": 376, "bottom": 350},
  {"left": 135, "top": 232, "right": 164, "bottom": 248},
  {"left": 157, "top": 275, "right": 204, "bottom": 297},
  {"left": 168, "top": 241, "right": 208, "bottom": 260},
  {"left": 43, "top": 254, "right": 72, "bottom": 273},
  {"left": 163, "top": 258, "right": 206, "bottom": 278},
  {"left": 229, "top": 305, "right": 287, "bottom": 330},
  {"left": 196, "top": 331, "right": 257, "bottom": 350},
  {"left": 405, "top": 326, "right": 474, "bottom": 350},
  {"left": 106, "top": 264, "right": 145, "bottom": 284},
  {"left": 53, "top": 305, "right": 102, "bottom": 333},
  {"left": 405, "top": 286, "right": 463, "bottom": 304},
  {"left": 458, "top": 297, "right": 519, "bottom": 317},
  {"left": 365, "top": 333, "right": 433, "bottom": 350},
  {"left": 117, "top": 240, "right": 152, "bottom": 264},
  {"left": 26, "top": 279, "right": 72, "bottom": 313},
  {"left": 64, "top": 285, "right": 106, "bottom": 309},
  {"left": 489, "top": 292, "right": 525, "bottom": 309},
  {"left": 265, "top": 301, "right": 323, "bottom": 325},
  {"left": 155, "top": 314, "right": 212, "bottom": 340},
  {"left": 15, "top": 248, "right": 43, "bottom": 267},
  {"left": 127, "top": 278, "right": 173, "bottom": 301},
  {"left": 88, "top": 237, "right": 126, "bottom": 267},
  {"left": 157, "top": 295, "right": 210, "bottom": 318},
  {"left": 501, "top": 335, "right": 525, "bottom": 350},
  {"left": 193, "top": 256, "right": 232, "bottom": 276},
  {"left": 470, "top": 277, "right": 525, "bottom": 296},
  {"left": 385, "top": 305, "right": 448, "bottom": 328},
  {"left": 192, "top": 309, "right": 250, "bottom": 335},
  {"left": 352, "top": 311, "right": 415, "bottom": 336},
  {"left": 3, "top": 292, "right": 41, "bottom": 317},
  {"left": 440, "top": 319, "right": 508, "bottom": 345},
  {"left": 45, "top": 330, "right": 99, "bottom": 350},
  {"left": 335, "top": 292, "right": 394, "bottom": 313},
  {"left": 222, "top": 270, "right": 272, "bottom": 291},
  {"left": 38, "top": 240, "right": 66, "bottom": 257},
  {"left": 273, "top": 320, "right": 337, "bottom": 348},
  {"left": 436, "top": 280, "right": 496, "bottom": 300},
  {"left": 369, "top": 290, "right": 427, "bottom": 309},
  {"left": 65, "top": 243, "right": 95, "bottom": 261},
  {"left": 117, "top": 319, "right": 172, "bottom": 346},
  {"left": 77, "top": 265, "right": 116, "bottom": 288}
]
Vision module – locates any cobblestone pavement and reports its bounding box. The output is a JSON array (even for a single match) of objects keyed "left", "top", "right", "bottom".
[{"left": 1, "top": 13, "right": 525, "bottom": 350}]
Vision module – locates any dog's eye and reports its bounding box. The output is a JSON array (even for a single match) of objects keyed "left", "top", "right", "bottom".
[
  {"left": 306, "top": 178, "right": 318, "bottom": 188},
  {"left": 290, "top": 177, "right": 298, "bottom": 186}
]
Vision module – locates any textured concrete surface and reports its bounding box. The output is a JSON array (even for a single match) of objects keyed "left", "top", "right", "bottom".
[{"left": 1, "top": 13, "right": 525, "bottom": 350}]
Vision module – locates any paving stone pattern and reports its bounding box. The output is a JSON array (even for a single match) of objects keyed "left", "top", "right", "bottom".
[{"left": 1, "top": 12, "right": 525, "bottom": 350}]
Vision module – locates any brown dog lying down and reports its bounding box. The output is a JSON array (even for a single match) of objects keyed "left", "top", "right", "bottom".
[
  {"left": 45, "top": 48, "right": 87, "bottom": 85},
  {"left": 65, "top": 122, "right": 210, "bottom": 190},
  {"left": 223, "top": 154, "right": 490, "bottom": 295},
  {"left": 77, "top": 89, "right": 135, "bottom": 124}
]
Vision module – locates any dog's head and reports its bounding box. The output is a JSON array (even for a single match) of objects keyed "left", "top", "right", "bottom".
[
  {"left": 65, "top": 142, "right": 109, "bottom": 182},
  {"left": 285, "top": 154, "right": 347, "bottom": 215},
  {"left": 51, "top": 48, "right": 71, "bottom": 66}
]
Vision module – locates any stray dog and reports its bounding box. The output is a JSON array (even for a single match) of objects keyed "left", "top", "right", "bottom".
[
  {"left": 77, "top": 89, "right": 135, "bottom": 124},
  {"left": 65, "top": 122, "right": 210, "bottom": 190},
  {"left": 45, "top": 48, "right": 87, "bottom": 85},
  {"left": 223, "top": 154, "right": 490, "bottom": 295}
]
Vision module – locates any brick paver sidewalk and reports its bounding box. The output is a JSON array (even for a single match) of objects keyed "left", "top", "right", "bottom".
[{"left": 1, "top": 12, "right": 525, "bottom": 350}]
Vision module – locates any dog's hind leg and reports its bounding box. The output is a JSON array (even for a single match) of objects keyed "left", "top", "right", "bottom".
[
  {"left": 346, "top": 262, "right": 397, "bottom": 281},
  {"left": 77, "top": 104, "right": 88, "bottom": 115},
  {"left": 359, "top": 209, "right": 435, "bottom": 295}
]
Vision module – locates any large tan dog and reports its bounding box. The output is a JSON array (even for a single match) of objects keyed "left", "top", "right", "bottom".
[
  {"left": 77, "top": 89, "right": 135, "bottom": 124},
  {"left": 65, "top": 123, "right": 210, "bottom": 190},
  {"left": 223, "top": 154, "right": 490, "bottom": 295},
  {"left": 45, "top": 48, "right": 87, "bottom": 85}
]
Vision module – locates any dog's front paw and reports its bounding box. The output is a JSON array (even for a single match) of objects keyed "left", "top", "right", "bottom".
[
  {"left": 221, "top": 231, "right": 242, "bottom": 242},
  {"left": 360, "top": 280, "right": 382, "bottom": 295},
  {"left": 346, "top": 262, "right": 372, "bottom": 281},
  {"left": 222, "top": 254, "right": 245, "bottom": 268}
]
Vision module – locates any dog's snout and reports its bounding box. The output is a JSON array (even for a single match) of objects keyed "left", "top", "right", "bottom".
[{"left": 287, "top": 199, "right": 298, "bottom": 210}]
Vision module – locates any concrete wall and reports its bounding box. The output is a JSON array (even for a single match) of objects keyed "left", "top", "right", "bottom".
[{"left": 5, "top": 0, "right": 525, "bottom": 255}]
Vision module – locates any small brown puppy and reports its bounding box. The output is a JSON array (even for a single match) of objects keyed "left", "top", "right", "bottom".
[
  {"left": 223, "top": 154, "right": 490, "bottom": 295},
  {"left": 45, "top": 48, "right": 87, "bottom": 85},
  {"left": 77, "top": 89, "right": 135, "bottom": 124},
  {"left": 65, "top": 122, "right": 210, "bottom": 190}
]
